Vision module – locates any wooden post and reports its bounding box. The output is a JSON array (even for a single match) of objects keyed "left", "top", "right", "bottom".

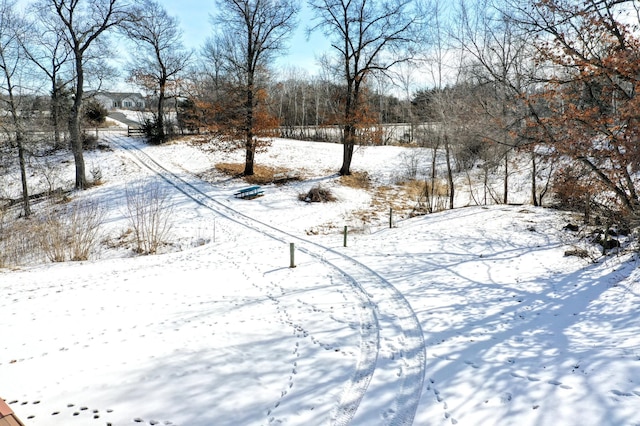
[
  {"left": 343, "top": 226, "right": 348, "bottom": 247},
  {"left": 289, "top": 243, "right": 296, "bottom": 268},
  {"left": 389, "top": 207, "right": 393, "bottom": 228}
]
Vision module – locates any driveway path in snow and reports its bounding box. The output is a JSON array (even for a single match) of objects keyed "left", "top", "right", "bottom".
[{"left": 105, "top": 134, "right": 426, "bottom": 425}]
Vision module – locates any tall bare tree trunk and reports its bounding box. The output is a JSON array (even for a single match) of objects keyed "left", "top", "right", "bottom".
[
  {"left": 52, "top": 82, "right": 63, "bottom": 148},
  {"left": 531, "top": 150, "right": 538, "bottom": 206},
  {"left": 503, "top": 152, "right": 508, "bottom": 204},
  {"left": 340, "top": 124, "right": 355, "bottom": 175},
  {"left": 157, "top": 77, "right": 166, "bottom": 141},
  {"left": 70, "top": 54, "right": 86, "bottom": 189},
  {"left": 445, "top": 136, "right": 454, "bottom": 210},
  {"left": 430, "top": 140, "right": 439, "bottom": 213},
  {"left": 7, "top": 76, "right": 31, "bottom": 216},
  {"left": 16, "top": 133, "right": 31, "bottom": 217},
  {"left": 244, "top": 79, "right": 255, "bottom": 176}
]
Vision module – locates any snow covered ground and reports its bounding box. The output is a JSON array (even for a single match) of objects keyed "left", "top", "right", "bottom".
[{"left": 1, "top": 128, "right": 639, "bottom": 426}]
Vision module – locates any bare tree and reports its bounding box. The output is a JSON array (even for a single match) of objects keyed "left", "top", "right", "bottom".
[
  {"left": 508, "top": 0, "right": 640, "bottom": 218},
  {"left": 0, "top": 0, "right": 31, "bottom": 216},
  {"left": 43, "top": 0, "right": 130, "bottom": 189},
  {"left": 424, "top": 0, "right": 458, "bottom": 210},
  {"left": 21, "top": 8, "right": 73, "bottom": 149},
  {"left": 211, "top": 0, "right": 299, "bottom": 176},
  {"left": 201, "top": 36, "right": 227, "bottom": 100},
  {"left": 457, "top": 0, "right": 540, "bottom": 205},
  {"left": 309, "top": 0, "right": 422, "bottom": 175},
  {"left": 123, "top": 0, "right": 191, "bottom": 143}
]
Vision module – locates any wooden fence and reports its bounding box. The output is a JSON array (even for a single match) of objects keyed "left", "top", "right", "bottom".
[{"left": 127, "top": 126, "right": 145, "bottom": 137}]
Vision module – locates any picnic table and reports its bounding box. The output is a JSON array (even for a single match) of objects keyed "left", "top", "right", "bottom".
[{"left": 234, "top": 185, "right": 264, "bottom": 199}]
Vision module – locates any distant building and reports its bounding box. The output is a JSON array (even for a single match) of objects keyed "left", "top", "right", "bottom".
[{"left": 90, "top": 92, "right": 146, "bottom": 111}]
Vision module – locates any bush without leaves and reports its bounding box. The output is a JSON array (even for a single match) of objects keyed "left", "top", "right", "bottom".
[
  {"left": 0, "top": 215, "right": 44, "bottom": 267},
  {"left": 39, "top": 200, "right": 106, "bottom": 262},
  {"left": 400, "top": 150, "right": 424, "bottom": 180},
  {"left": 38, "top": 211, "right": 66, "bottom": 262},
  {"left": 126, "top": 180, "right": 174, "bottom": 254},
  {"left": 299, "top": 185, "right": 336, "bottom": 203},
  {"left": 67, "top": 201, "right": 105, "bottom": 260},
  {"left": 90, "top": 164, "right": 103, "bottom": 185}
]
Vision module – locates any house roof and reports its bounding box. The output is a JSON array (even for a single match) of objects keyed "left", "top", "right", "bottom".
[
  {"left": 88, "top": 91, "right": 145, "bottom": 101},
  {"left": 0, "top": 399, "right": 25, "bottom": 426}
]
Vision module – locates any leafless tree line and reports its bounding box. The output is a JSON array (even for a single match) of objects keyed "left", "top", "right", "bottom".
[{"left": 2, "top": 0, "right": 640, "bottom": 227}]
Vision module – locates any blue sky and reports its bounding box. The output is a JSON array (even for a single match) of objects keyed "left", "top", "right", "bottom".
[
  {"left": 14, "top": 0, "right": 327, "bottom": 75},
  {"left": 161, "top": 0, "right": 327, "bottom": 75}
]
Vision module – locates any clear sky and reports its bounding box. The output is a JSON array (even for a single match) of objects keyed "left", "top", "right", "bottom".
[
  {"left": 161, "top": 0, "right": 328, "bottom": 75},
  {"left": 14, "top": 0, "right": 328, "bottom": 76}
]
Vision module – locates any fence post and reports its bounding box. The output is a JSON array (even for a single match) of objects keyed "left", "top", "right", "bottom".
[
  {"left": 343, "top": 226, "right": 348, "bottom": 247},
  {"left": 289, "top": 243, "right": 296, "bottom": 268},
  {"left": 389, "top": 207, "right": 393, "bottom": 228}
]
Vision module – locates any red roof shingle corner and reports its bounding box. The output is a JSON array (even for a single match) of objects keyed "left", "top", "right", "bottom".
[{"left": 0, "top": 399, "right": 25, "bottom": 426}]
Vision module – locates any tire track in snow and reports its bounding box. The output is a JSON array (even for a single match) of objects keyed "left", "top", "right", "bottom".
[{"left": 106, "top": 135, "right": 425, "bottom": 425}]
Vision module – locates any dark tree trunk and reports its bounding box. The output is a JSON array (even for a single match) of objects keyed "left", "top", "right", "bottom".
[
  {"left": 340, "top": 124, "right": 355, "bottom": 175},
  {"left": 445, "top": 136, "right": 454, "bottom": 210},
  {"left": 503, "top": 152, "right": 508, "bottom": 204},
  {"left": 70, "top": 54, "right": 86, "bottom": 189},
  {"left": 243, "top": 79, "right": 255, "bottom": 176},
  {"left": 244, "top": 140, "right": 255, "bottom": 175},
  {"left": 156, "top": 88, "right": 165, "bottom": 142},
  {"left": 6, "top": 72, "right": 31, "bottom": 217},
  {"left": 157, "top": 81, "right": 165, "bottom": 142},
  {"left": 340, "top": 77, "right": 358, "bottom": 176},
  {"left": 430, "top": 141, "right": 438, "bottom": 213},
  {"left": 531, "top": 150, "right": 538, "bottom": 207},
  {"left": 51, "top": 82, "right": 62, "bottom": 149},
  {"left": 17, "top": 134, "right": 31, "bottom": 217}
]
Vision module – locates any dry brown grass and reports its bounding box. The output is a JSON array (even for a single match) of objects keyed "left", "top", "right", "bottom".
[
  {"left": 214, "top": 162, "right": 244, "bottom": 177},
  {"left": 403, "top": 179, "right": 449, "bottom": 199},
  {"left": 39, "top": 200, "right": 106, "bottom": 262},
  {"left": 340, "top": 171, "right": 371, "bottom": 189},
  {"left": 371, "top": 185, "right": 409, "bottom": 211},
  {"left": 215, "top": 162, "right": 301, "bottom": 185},
  {"left": 402, "top": 179, "right": 426, "bottom": 200},
  {"left": 0, "top": 214, "right": 43, "bottom": 267}
]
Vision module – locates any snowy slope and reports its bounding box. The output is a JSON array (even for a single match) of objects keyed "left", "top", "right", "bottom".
[{"left": 1, "top": 133, "right": 639, "bottom": 426}]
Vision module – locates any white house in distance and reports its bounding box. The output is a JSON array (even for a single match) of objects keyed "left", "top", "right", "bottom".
[{"left": 90, "top": 92, "right": 146, "bottom": 111}]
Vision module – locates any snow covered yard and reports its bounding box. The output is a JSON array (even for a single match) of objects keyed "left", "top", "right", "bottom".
[
  {"left": 1, "top": 134, "right": 639, "bottom": 425},
  {"left": 352, "top": 206, "right": 640, "bottom": 425}
]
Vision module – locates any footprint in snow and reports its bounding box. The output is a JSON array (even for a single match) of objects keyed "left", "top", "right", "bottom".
[
  {"left": 611, "top": 389, "right": 635, "bottom": 397},
  {"left": 501, "top": 393, "right": 513, "bottom": 403},
  {"left": 548, "top": 380, "right": 572, "bottom": 389}
]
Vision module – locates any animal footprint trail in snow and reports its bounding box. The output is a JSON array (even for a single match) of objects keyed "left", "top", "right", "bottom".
[
  {"left": 463, "top": 360, "right": 480, "bottom": 369},
  {"left": 7, "top": 400, "right": 116, "bottom": 424},
  {"left": 425, "top": 378, "right": 458, "bottom": 425}
]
